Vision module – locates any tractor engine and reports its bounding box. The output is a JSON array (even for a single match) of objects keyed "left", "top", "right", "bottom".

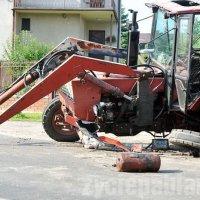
[{"left": 94, "top": 95, "right": 140, "bottom": 135}]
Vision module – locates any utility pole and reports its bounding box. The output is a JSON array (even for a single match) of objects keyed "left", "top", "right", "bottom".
[{"left": 117, "top": 0, "right": 121, "bottom": 62}]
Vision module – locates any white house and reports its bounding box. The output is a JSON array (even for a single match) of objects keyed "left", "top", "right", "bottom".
[
  {"left": 13, "top": 0, "right": 119, "bottom": 46},
  {"left": 0, "top": 0, "right": 119, "bottom": 59},
  {"left": 0, "top": 0, "right": 13, "bottom": 59}
]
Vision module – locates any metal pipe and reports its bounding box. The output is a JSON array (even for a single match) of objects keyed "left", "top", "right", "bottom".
[
  {"left": 127, "top": 10, "right": 140, "bottom": 67},
  {"left": 116, "top": 152, "right": 161, "bottom": 172},
  {"left": 0, "top": 71, "right": 39, "bottom": 105},
  {"left": 12, "top": 0, "right": 16, "bottom": 42},
  {"left": 110, "top": 14, "right": 113, "bottom": 47},
  {"left": 117, "top": 0, "right": 121, "bottom": 62}
]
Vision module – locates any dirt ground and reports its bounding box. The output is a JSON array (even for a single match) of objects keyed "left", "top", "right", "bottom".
[{"left": 0, "top": 121, "right": 199, "bottom": 200}]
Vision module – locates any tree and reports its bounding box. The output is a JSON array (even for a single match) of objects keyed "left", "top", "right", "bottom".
[
  {"left": 121, "top": 6, "right": 129, "bottom": 49},
  {"left": 193, "top": 18, "right": 200, "bottom": 48}
]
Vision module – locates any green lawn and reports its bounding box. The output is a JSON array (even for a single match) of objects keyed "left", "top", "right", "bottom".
[{"left": 11, "top": 112, "right": 42, "bottom": 122}]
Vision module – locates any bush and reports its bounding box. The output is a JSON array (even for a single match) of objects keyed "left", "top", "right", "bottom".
[
  {"left": 3, "top": 31, "right": 53, "bottom": 85},
  {"left": 2, "top": 31, "right": 53, "bottom": 93},
  {"left": 4, "top": 31, "right": 53, "bottom": 64}
]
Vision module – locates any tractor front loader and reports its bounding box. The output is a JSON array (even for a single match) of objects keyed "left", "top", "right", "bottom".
[{"left": 1, "top": 0, "right": 200, "bottom": 159}]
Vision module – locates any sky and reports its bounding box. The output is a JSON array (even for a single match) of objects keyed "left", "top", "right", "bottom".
[{"left": 122, "top": 0, "right": 153, "bottom": 33}]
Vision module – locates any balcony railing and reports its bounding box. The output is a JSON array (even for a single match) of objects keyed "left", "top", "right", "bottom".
[
  {"left": 90, "top": 0, "right": 105, "bottom": 8},
  {"left": 14, "top": 0, "right": 117, "bottom": 10}
]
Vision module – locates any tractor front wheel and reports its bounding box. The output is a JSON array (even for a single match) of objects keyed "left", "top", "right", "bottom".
[{"left": 42, "top": 97, "right": 79, "bottom": 142}]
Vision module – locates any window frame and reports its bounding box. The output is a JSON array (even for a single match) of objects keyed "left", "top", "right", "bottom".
[
  {"left": 21, "top": 18, "right": 31, "bottom": 31},
  {"left": 151, "top": 10, "right": 176, "bottom": 68},
  {"left": 175, "top": 14, "right": 193, "bottom": 80}
]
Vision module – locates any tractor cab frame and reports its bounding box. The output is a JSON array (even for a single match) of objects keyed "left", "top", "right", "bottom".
[{"left": 144, "top": 0, "right": 200, "bottom": 114}]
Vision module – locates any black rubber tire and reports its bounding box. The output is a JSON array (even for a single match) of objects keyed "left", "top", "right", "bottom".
[
  {"left": 169, "top": 129, "right": 200, "bottom": 149},
  {"left": 42, "top": 97, "right": 79, "bottom": 142}
]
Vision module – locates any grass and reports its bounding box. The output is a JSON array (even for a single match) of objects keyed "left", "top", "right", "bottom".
[{"left": 11, "top": 112, "right": 42, "bottom": 122}]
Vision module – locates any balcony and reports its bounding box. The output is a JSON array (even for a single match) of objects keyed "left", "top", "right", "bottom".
[
  {"left": 14, "top": 0, "right": 117, "bottom": 11},
  {"left": 14, "top": 0, "right": 118, "bottom": 21}
]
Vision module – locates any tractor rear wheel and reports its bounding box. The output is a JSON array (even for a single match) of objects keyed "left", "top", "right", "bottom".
[
  {"left": 169, "top": 129, "right": 200, "bottom": 149},
  {"left": 42, "top": 97, "right": 79, "bottom": 142}
]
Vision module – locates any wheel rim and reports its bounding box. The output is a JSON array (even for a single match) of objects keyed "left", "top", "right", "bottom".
[{"left": 51, "top": 108, "right": 77, "bottom": 136}]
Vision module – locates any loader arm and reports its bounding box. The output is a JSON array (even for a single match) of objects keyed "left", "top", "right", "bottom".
[
  {"left": 0, "top": 37, "right": 127, "bottom": 105},
  {"left": 0, "top": 55, "right": 139, "bottom": 124}
]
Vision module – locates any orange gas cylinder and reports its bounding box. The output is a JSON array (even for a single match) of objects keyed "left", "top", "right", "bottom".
[{"left": 116, "top": 152, "right": 161, "bottom": 172}]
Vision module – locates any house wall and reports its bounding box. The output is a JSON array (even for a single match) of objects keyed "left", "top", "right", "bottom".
[
  {"left": 85, "top": 20, "right": 117, "bottom": 46},
  {"left": 0, "top": 0, "right": 119, "bottom": 59},
  {"left": 16, "top": 12, "right": 117, "bottom": 46},
  {"left": 16, "top": 13, "right": 85, "bottom": 45},
  {"left": 0, "top": 0, "right": 13, "bottom": 60}
]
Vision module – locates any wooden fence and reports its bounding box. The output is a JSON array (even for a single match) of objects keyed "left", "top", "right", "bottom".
[{"left": 0, "top": 61, "right": 34, "bottom": 89}]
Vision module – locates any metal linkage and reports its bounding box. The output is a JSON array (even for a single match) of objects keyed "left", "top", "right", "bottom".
[
  {"left": 0, "top": 37, "right": 128, "bottom": 107},
  {"left": 0, "top": 71, "right": 39, "bottom": 105},
  {"left": 0, "top": 55, "right": 139, "bottom": 124},
  {"left": 78, "top": 72, "right": 134, "bottom": 102}
]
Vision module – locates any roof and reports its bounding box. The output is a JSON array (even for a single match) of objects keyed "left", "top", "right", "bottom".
[{"left": 146, "top": 0, "right": 200, "bottom": 15}]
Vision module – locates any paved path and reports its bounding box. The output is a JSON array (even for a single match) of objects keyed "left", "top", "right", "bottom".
[{"left": 0, "top": 121, "right": 199, "bottom": 200}]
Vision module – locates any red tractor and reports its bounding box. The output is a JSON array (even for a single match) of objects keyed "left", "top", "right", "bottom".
[{"left": 0, "top": 0, "right": 200, "bottom": 154}]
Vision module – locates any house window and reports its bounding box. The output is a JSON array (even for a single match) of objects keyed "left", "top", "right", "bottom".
[
  {"left": 89, "top": 30, "right": 105, "bottom": 59},
  {"left": 21, "top": 18, "right": 30, "bottom": 31}
]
